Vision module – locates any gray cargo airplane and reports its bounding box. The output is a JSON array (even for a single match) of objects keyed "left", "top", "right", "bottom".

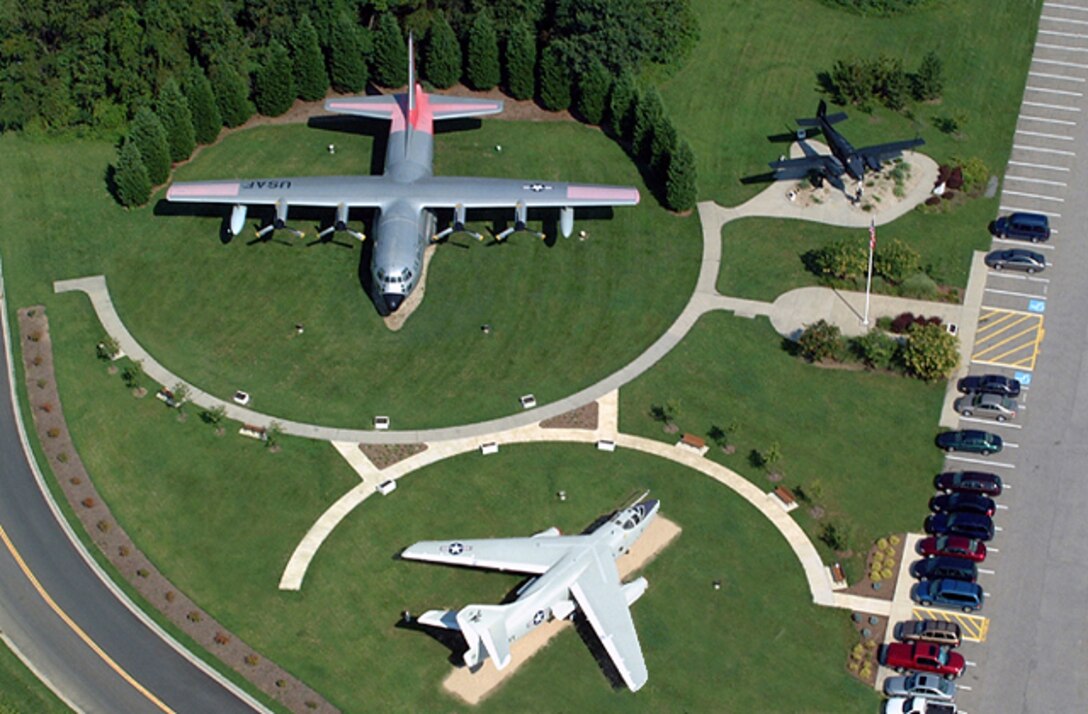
[
  {"left": 769, "top": 99, "right": 924, "bottom": 191},
  {"left": 402, "top": 495, "right": 660, "bottom": 692},
  {"left": 166, "top": 36, "right": 640, "bottom": 314}
]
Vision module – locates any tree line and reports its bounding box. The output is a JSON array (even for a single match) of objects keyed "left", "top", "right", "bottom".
[{"left": 3, "top": 1, "right": 700, "bottom": 212}]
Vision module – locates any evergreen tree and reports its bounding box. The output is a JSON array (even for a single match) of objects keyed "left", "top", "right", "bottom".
[
  {"left": 504, "top": 21, "right": 536, "bottom": 101},
  {"left": 650, "top": 117, "right": 677, "bottom": 173},
  {"left": 184, "top": 65, "right": 222, "bottom": 145},
  {"left": 211, "top": 62, "right": 254, "bottom": 128},
  {"left": 912, "top": 50, "right": 943, "bottom": 101},
  {"left": 115, "top": 139, "right": 152, "bottom": 207},
  {"left": 465, "top": 10, "right": 500, "bottom": 91},
  {"left": 254, "top": 41, "right": 295, "bottom": 116},
  {"left": 290, "top": 15, "right": 328, "bottom": 101},
  {"left": 574, "top": 56, "right": 609, "bottom": 125},
  {"left": 537, "top": 43, "right": 571, "bottom": 111},
  {"left": 156, "top": 78, "right": 196, "bottom": 162},
  {"left": 328, "top": 20, "right": 368, "bottom": 92},
  {"left": 607, "top": 69, "right": 636, "bottom": 141},
  {"left": 372, "top": 13, "right": 407, "bottom": 88},
  {"left": 424, "top": 15, "right": 461, "bottom": 89},
  {"left": 129, "top": 107, "right": 171, "bottom": 185},
  {"left": 632, "top": 86, "right": 665, "bottom": 161},
  {"left": 665, "top": 137, "right": 698, "bottom": 213}
]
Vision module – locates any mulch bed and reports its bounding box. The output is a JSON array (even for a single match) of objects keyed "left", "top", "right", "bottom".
[
  {"left": 539, "top": 401, "right": 599, "bottom": 430},
  {"left": 842, "top": 533, "right": 906, "bottom": 603},
  {"left": 358, "top": 442, "right": 428, "bottom": 470},
  {"left": 17, "top": 306, "right": 338, "bottom": 714},
  {"left": 846, "top": 611, "right": 887, "bottom": 687}
]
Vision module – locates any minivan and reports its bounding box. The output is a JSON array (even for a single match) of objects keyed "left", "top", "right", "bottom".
[
  {"left": 911, "top": 556, "right": 978, "bottom": 583},
  {"left": 912, "top": 579, "right": 985, "bottom": 612},
  {"left": 895, "top": 619, "right": 963, "bottom": 647},
  {"left": 994, "top": 212, "right": 1051, "bottom": 243}
]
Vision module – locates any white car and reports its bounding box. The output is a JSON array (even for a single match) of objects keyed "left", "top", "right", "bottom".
[
  {"left": 883, "top": 672, "right": 956, "bottom": 701},
  {"left": 883, "top": 696, "right": 957, "bottom": 714}
]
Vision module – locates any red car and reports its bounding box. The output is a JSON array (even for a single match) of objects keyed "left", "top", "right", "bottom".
[
  {"left": 880, "top": 641, "right": 965, "bottom": 679},
  {"left": 918, "top": 535, "right": 987, "bottom": 563}
]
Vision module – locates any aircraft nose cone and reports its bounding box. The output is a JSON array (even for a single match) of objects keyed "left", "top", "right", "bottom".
[{"left": 383, "top": 293, "right": 405, "bottom": 312}]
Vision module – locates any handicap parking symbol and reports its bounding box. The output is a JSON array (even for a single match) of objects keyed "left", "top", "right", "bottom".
[
  {"left": 1028, "top": 299, "right": 1046, "bottom": 313},
  {"left": 1015, "top": 371, "right": 1032, "bottom": 386}
]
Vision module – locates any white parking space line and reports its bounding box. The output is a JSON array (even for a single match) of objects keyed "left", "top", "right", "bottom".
[
  {"left": 1029, "top": 70, "right": 1087, "bottom": 82},
  {"left": 998, "top": 204, "right": 1062, "bottom": 217},
  {"left": 1004, "top": 174, "right": 1068, "bottom": 186},
  {"left": 1008, "top": 160, "right": 1070, "bottom": 171},
  {"left": 1015, "top": 129, "right": 1075, "bottom": 141},
  {"left": 991, "top": 238, "right": 1056, "bottom": 249},
  {"left": 1038, "top": 42, "right": 1088, "bottom": 52},
  {"left": 994, "top": 526, "right": 1005, "bottom": 532},
  {"left": 989, "top": 547, "right": 1000, "bottom": 552},
  {"left": 984, "top": 287, "right": 1048, "bottom": 300},
  {"left": 987, "top": 272, "right": 1051, "bottom": 284},
  {"left": 996, "top": 504, "right": 1010, "bottom": 510},
  {"left": 1019, "top": 114, "right": 1078, "bottom": 125},
  {"left": 1022, "top": 100, "right": 1080, "bottom": 111},
  {"left": 1012, "top": 143, "right": 1076, "bottom": 156},
  {"left": 966, "top": 660, "right": 978, "bottom": 667},
  {"left": 1033, "top": 57, "right": 1088, "bottom": 69},
  {"left": 1045, "top": 2, "right": 1088, "bottom": 10},
  {"left": 1039, "top": 29, "right": 1088, "bottom": 39},
  {"left": 958, "top": 416, "right": 1023, "bottom": 429},
  {"left": 1002, "top": 190, "right": 1064, "bottom": 202},
  {"left": 1025, "top": 85, "right": 1084, "bottom": 96},
  {"left": 979, "top": 568, "right": 996, "bottom": 575},
  {"left": 945, "top": 455, "right": 1016, "bottom": 469},
  {"left": 1043, "top": 13, "right": 1088, "bottom": 25}
]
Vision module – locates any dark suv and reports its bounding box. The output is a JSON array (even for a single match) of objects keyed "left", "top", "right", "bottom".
[
  {"left": 925, "top": 512, "right": 995, "bottom": 541},
  {"left": 934, "top": 471, "right": 1003, "bottom": 497},
  {"left": 994, "top": 211, "right": 1051, "bottom": 242},
  {"left": 930, "top": 492, "right": 996, "bottom": 517},
  {"left": 911, "top": 556, "right": 978, "bottom": 583}
]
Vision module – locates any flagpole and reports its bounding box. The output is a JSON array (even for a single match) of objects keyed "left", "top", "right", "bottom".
[{"left": 863, "top": 218, "right": 875, "bottom": 326}]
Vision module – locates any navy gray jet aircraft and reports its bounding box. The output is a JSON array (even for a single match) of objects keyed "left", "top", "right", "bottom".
[
  {"left": 769, "top": 99, "right": 924, "bottom": 191},
  {"left": 166, "top": 37, "right": 640, "bottom": 314},
  {"left": 402, "top": 495, "right": 660, "bottom": 692}
]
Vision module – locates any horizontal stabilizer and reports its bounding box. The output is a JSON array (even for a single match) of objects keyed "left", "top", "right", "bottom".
[
  {"left": 456, "top": 604, "right": 512, "bottom": 670},
  {"left": 324, "top": 95, "right": 401, "bottom": 121},
  {"left": 427, "top": 95, "right": 504, "bottom": 122},
  {"left": 417, "top": 609, "right": 460, "bottom": 630}
]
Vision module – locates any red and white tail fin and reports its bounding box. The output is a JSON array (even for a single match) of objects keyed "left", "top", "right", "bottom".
[{"left": 408, "top": 32, "right": 417, "bottom": 116}]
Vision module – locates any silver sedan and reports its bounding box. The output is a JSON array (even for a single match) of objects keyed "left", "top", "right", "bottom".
[{"left": 954, "top": 392, "right": 1018, "bottom": 422}]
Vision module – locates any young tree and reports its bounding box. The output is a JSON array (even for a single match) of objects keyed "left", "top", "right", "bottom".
[
  {"left": 328, "top": 20, "right": 368, "bottom": 93},
  {"left": 607, "top": 69, "right": 636, "bottom": 141},
  {"left": 537, "top": 43, "right": 571, "bottom": 111},
  {"left": 424, "top": 15, "right": 461, "bottom": 89},
  {"left": 372, "top": 12, "right": 407, "bottom": 88},
  {"left": 632, "top": 86, "right": 665, "bottom": 161},
  {"left": 504, "top": 21, "right": 536, "bottom": 100},
  {"left": 650, "top": 117, "right": 677, "bottom": 173},
  {"left": 797, "top": 319, "right": 843, "bottom": 362},
  {"left": 808, "top": 239, "right": 868, "bottom": 281},
  {"left": 254, "top": 41, "right": 295, "bottom": 117},
  {"left": 289, "top": 15, "right": 328, "bottom": 101},
  {"left": 157, "top": 78, "right": 196, "bottom": 163},
  {"left": 114, "top": 139, "right": 152, "bottom": 208},
  {"left": 129, "top": 107, "right": 171, "bottom": 185},
  {"left": 184, "top": 66, "right": 222, "bottom": 145},
  {"left": 465, "top": 10, "right": 500, "bottom": 91},
  {"left": 912, "top": 50, "right": 943, "bottom": 101},
  {"left": 902, "top": 322, "right": 959, "bottom": 381},
  {"left": 665, "top": 137, "right": 698, "bottom": 212},
  {"left": 874, "top": 238, "right": 921, "bottom": 284},
  {"left": 211, "top": 62, "right": 254, "bottom": 128},
  {"left": 574, "top": 56, "right": 609, "bottom": 125}
]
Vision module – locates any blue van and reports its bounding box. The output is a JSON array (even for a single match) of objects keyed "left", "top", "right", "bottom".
[
  {"left": 994, "top": 212, "right": 1051, "bottom": 243},
  {"left": 912, "top": 579, "right": 985, "bottom": 612}
]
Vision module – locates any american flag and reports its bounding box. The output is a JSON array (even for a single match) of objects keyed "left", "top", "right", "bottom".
[{"left": 869, "top": 219, "right": 876, "bottom": 251}]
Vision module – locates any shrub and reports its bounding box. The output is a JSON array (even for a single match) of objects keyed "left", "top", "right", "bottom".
[
  {"left": 46, "top": 427, "right": 60, "bottom": 438},
  {"left": 165, "top": 590, "right": 176, "bottom": 602},
  {"left": 275, "top": 679, "right": 286, "bottom": 688},
  {"left": 898, "top": 271, "right": 939, "bottom": 299},
  {"left": 874, "top": 238, "right": 920, "bottom": 284},
  {"left": 806, "top": 239, "right": 867, "bottom": 280},
  {"left": 820, "top": 520, "right": 853, "bottom": 551},
  {"left": 36, "top": 378, "right": 47, "bottom": 388},
  {"left": 798, "top": 319, "right": 843, "bottom": 362},
  {"left": 40, "top": 402, "right": 53, "bottom": 413},
  {"left": 97, "top": 520, "right": 111, "bottom": 533},
  {"left": 119, "top": 545, "right": 131, "bottom": 557},
  {"left": 851, "top": 331, "right": 899, "bottom": 370},
  {"left": 215, "top": 632, "right": 231, "bottom": 645},
  {"left": 951, "top": 155, "right": 989, "bottom": 194},
  {"left": 890, "top": 312, "right": 915, "bottom": 333},
  {"left": 69, "top": 476, "right": 81, "bottom": 485},
  {"left": 244, "top": 654, "right": 260, "bottom": 666},
  {"left": 187, "top": 611, "right": 203, "bottom": 623},
  {"left": 136, "top": 568, "right": 149, "bottom": 578},
  {"left": 81, "top": 497, "right": 95, "bottom": 508},
  {"left": 28, "top": 330, "right": 42, "bottom": 342},
  {"left": 901, "top": 322, "right": 959, "bottom": 381},
  {"left": 32, "top": 355, "right": 42, "bottom": 366}
]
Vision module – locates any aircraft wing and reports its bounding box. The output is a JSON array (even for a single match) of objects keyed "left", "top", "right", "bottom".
[
  {"left": 401, "top": 535, "right": 589, "bottom": 575},
  {"left": 166, "top": 175, "right": 395, "bottom": 208},
  {"left": 569, "top": 552, "right": 648, "bottom": 692},
  {"left": 767, "top": 154, "right": 838, "bottom": 179},
  {"left": 412, "top": 177, "right": 640, "bottom": 209},
  {"left": 856, "top": 138, "right": 925, "bottom": 166}
]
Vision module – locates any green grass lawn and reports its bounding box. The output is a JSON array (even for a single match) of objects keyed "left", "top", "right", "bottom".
[
  {"left": 619, "top": 312, "right": 946, "bottom": 577},
  {"left": 662, "top": 0, "right": 1039, "bottom": 207},
  {"left": 0, "top": 637, "right": 71, "bottom": 714},
  {"left": 0, "top": 123, "right": 699, "bottom": 430}
]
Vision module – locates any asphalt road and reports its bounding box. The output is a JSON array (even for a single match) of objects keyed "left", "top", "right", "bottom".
[
  {"left": 0, "top": 299, "right": 265, "bottom": 711},
  {"left": 943, "top": 4, "right": 1088, "bottom": 712}
]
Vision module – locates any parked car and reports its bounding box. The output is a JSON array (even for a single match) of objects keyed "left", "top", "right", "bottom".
[
  {"left": 910, "top": 556, "right": 978, "bottom": 583},
  {"left": 912, "top": 578, "right": 985, "bottom": 613},
  {"left": 956, "top": 373, "right": 1021, "bottom": 398},
  {"left": 880, "top": 640, "right": 966, "bottom": 678},
  {"left": 953, "top": 392, "right": 1018, "bottom": 422},
  {"left": 925, "top": 512, "right": 995, "bottom": 541},
  {"left": 883, "top": 696, "right": 957, "bottom": 714},
  {"left": 918, "top": 535, "right": 987, "bottom": 562},
  {"left": 930, "top": 492, "right": 996, "bottom": 517},
  {"left": 994, "top": 211, "right": 1051, "bottom": 242},
  {"left": 934, "top": 471, "right": 1003, "bottom": 497},
  {"left": 883, "top": 672, "right": 958, "bottom": 701},
  {"left": 895, "top": 619, "right": 963, "bottom": 647},
  {"left": 985, "top": 248, "right": 1046, "bottom": 273},
  {"left": 935, "top": 430, "right": 1003, "bottom": 455}
]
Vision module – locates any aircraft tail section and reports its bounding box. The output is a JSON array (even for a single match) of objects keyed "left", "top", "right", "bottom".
[
  {"left": 797, "top": 99, "right": 847, "bottom": 127},
  {"left": 456, "top": 604, "right": 512, "bottom": 670}
]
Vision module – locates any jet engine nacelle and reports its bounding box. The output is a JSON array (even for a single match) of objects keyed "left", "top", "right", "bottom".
[
  {"left": 552, "top": 599, "right": 576, "bottom": 621},
  {"left": 560, "top": 206, "right": 574, "bottom": 238},
  {"left": 621, "top": 577, "right": 648, "bottom": 606},
  {"left": 532, "top": 526, "right": 561, "bottom": 538},
  {"left": 229, "top": 204, "right": 248, "bottom": 236}
]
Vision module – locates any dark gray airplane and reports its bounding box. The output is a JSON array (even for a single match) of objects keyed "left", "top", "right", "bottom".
[
  {"left": 167, "top": 36, "right": 639, "bottom": 315},
  {"left": 768, "top": 100, "right": 924, "bottom": 191}
]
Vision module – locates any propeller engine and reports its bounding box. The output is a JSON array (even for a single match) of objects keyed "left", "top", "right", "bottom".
[
  {"left": 495, "top": 201, "right": 544, "bottom": 241},
  {"left": 317, "top": 203, "right": 366, "bottom": 242},
  {"left": 433, "top": 203, "right": 481, "bottom": 242},
  {"left": 255, "top": 200, "right": 305, "bottom": 239}
]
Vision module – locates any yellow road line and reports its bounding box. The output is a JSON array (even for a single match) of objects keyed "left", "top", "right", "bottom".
[
  {"left": 974, "top": 315, "right": 1034, "bottom": 348},
  {"left": 0, "top": 523, "right": 175, "bottom": 713}
]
